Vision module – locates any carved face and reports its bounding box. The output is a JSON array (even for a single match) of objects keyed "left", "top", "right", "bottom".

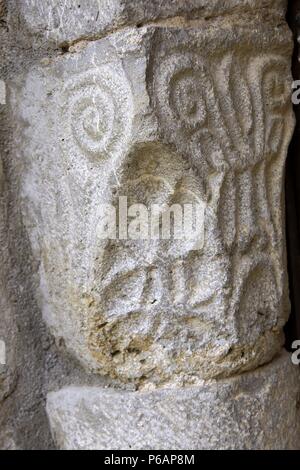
[{"left": 16, "top": 25, "right": 294, "bottom": 387}]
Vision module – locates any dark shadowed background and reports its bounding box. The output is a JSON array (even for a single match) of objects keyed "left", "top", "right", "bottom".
[{"left": 285, "top": 0, "right": 300, "bottom": 346}]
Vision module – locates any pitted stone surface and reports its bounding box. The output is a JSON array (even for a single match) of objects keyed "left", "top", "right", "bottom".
[
  {"left": 0, "top": 148, "right": 17, "bottom": 448},
  {"left": 0, "top": 0, "right": 298, "bottom": 453},
  {"left": 46, "top": 351, "right": 300, "bottom": 450},
  {"left": 17, "top": 0, "right": 287, "bottom": 46},
  {"left": 12, "top": 4, "right": 295, "bottom": 388},
  {"left": 0, "top": 0, "right": 299, "bottom": 452}
]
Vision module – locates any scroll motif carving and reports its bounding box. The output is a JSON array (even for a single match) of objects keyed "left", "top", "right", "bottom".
[
  {"left": 16, "top": 26, "right": 294, "bottom": 388},
  {"left": 62, "top": 66, "right": 133, "bottom": 161},
  {"left": 152, "top": 47, "right": 293, "bottom": 355},
  {"left": 153, "top": 51, "right": 292, "bottom": 246},
  {"left": 58, "top": 49, "right": 293, "bottom": 385}
]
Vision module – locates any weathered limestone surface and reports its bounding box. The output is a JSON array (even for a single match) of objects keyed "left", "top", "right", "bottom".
[
  {"left": 1, "top": 0, "right": 299, "bottom": 450},
  {"left": 0, "top": 1, "right": 64, "bottom": 449},
  {"left": 47, "top": 352, "right": 300, "bottom": 450},
  {"left": 17, "top": 0, "right": 287, "bottom": 46},
  {"left": 0, "top": 146, "right": 17, "bottom": 449},
  {"left": 13, "top": 0, "right": 295, "bottom": 389}
]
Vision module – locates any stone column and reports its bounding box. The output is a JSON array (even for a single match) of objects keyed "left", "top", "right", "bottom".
[{"left": 11, "top": 0, "right": 300, "bottom": 449}]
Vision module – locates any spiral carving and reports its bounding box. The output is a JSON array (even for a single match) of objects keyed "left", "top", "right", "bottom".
[
  {"left": 62, "top": 66, "right": 133, "bottom": 160},
  {"left": 153, "top": 51, "right": 227, "bottom": 173}
]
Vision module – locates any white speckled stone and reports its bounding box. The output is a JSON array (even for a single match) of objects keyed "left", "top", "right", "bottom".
[
  {"left": 46, "top": 351, "right": 300, "bottom": 450},
  {"left": 1, "top": 0, "right": 299, "bottom": 452},
  {"left": 12, "top": 0, "right": 295, "bottom": 388},
  {"left": 17, "top": 0, "right": 287, "bottom": 46}
]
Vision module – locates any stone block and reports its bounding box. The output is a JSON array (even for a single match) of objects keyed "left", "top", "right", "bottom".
[
  {"left": 16, "top": 0, "right": 287, "bottom": 46},
  {"left": 11, "top": 5, "right": 295, "bottom": 388},
  {"left": 46, "top": 351, "right": 300, "bottom": 450}
]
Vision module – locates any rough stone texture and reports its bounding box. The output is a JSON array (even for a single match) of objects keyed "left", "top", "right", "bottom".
[
  {"left": 0, "top": 0, "right": 299, "bottom": 450},
  {"left": 285, "top": 0, "right": 300, "bottom": 344},
  {"left": 11, "top": 1, "right": 295, "bottom": 390},
  {"left": 0, "top": 0, "right": 110, "bottom": 450},
  {"left": 0, "top": 134, "right": 18, "bottom": 450},
  {"left": 16, "top": 0, "right": 287, "bottom": 47},
  {"left": 46, "top": 351, "right": 300, "bottom": 450}
]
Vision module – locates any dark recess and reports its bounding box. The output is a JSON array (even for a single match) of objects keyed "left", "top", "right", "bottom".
[{"left": 284, "top": 0, "right": 300, "bottom": 348}]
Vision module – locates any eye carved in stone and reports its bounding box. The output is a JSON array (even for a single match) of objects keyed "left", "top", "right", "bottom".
[{"left": 61, "top": 66, "right": 133, "bottom": 161}]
